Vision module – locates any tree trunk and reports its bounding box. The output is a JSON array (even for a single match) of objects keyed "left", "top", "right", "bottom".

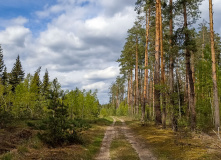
[
  {"left": 176, "top": 69, "right": 181, "bottom": 119},
  {"left": 159, "top": 0, "right": 166, "bottom": 128},
  {"left": 209, "top": 0, "right": 220, "bottom": 129},
  {"left": 143, "top": 7, "right": 151, "bottom": 122},
  {"left": 135, "top": 35, "right": 139, "bottom": 115},
  {"left": 127, "top": 75, "right": 130, "bottom": 109},
  {"left": 154, "top": 0, "right": 162, "bottom": 124},
  {"left": 169, "top": 0, "right": 177, "bottom": 131},
  {"left": 130, "top": 70, "right": 133, "bottom": 115},
  {"left": 183, "top": 1, "right": 196, "bottom": 130}
]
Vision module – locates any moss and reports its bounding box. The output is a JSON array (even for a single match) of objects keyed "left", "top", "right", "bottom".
[{"left": 128, "top": 121, "right": 221, "bottom": 160}]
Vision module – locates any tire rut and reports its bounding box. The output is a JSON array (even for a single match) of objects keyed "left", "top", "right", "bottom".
[
  {"left": 96, "top": 117, "right": 156, "bottom": 160},
  {"left": 117, "top": 118, "right": 157, "bottom": 160},
  {"left": 95, "top": 117, "right": 117, "bottom": 160}
]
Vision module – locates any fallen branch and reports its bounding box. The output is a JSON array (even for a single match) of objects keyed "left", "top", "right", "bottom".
[{"left": 213, "top": 127, "right": 221, "bottom": 141}]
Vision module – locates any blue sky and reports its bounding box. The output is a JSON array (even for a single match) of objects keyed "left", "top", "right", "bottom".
[
  {"left": 0, "top": 0, "right": 57, "bottom": 22},
  {"left": 0, "top": 0, "right": 221, "bottom": 104}
]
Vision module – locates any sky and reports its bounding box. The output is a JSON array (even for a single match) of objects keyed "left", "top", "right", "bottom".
[{"left": 0, "top": 0, "right": 220, "bottom": 104}]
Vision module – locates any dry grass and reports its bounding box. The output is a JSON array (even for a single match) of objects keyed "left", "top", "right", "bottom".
[
  {"left": 110, "top": 120, "right": 139, "bottom": 160},
  {"left": 110, "top": 134, "right": 139, "bottom": 160},
  {"left": 126, "top": 120, "right": 221, "bottom": 160},
  {"left": 0, "top": 118, "right": 112, "bottom": 160}
]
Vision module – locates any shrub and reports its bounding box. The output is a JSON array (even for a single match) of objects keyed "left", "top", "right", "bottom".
[
  {"left": 0, "top": 110, "right": 13, "bottom": 128},
  {"left": 116, "top": 103, "right": 128, "bottom": 116},
  {"left": 38, "top": 102, "right": 82, "bottom": 147}
]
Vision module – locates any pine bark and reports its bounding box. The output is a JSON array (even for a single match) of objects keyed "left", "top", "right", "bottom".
[
  {"left": 209, "top": 0, "right": 220, "bottom": 129},
  {"left": 183, "top": 1, "right": 196, "bottom": 130},
  {"left": 130, "top": 70, "right": 134, "bottom": 115},
  {"left": 143, "top": 7, "right": 151, "bottom": 121},
  {"left": 154, "top": 0, "right": 162, "bottom": 124},
  {"left": 135, "top": 35, "right": 139, "bottom": 115},
  {"left": 159, "top": 0, "right": 166, "bottom": 128},
  {"left": 127, "top": 75, "right": 130, "bottom": 109},
  {"left": 169, "top": 0, "right": 177, "bottom": 131}
]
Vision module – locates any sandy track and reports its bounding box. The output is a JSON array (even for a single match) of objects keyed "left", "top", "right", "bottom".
[
  {"left": 95, "top": 117, "right": 117, "bottom": 160},
  {"left": 96, "top": 117, "right": 156, "bottom": 160},
  {"left": 117, "top": 118, "right": 157, "bottom": 160}
]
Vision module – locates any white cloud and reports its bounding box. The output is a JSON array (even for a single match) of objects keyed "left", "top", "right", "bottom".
[
  {"left": 84, "top": 66, "right": 119, "bottom": 80},
  {"left": 0, "top": 0, "right": 137, "bottom": 104},
  {"left": 36, "top": 4, "right": 64, "bottom": 18},
  {"left": 38, "top": 27, "right": 83, "bottom": 50},
  {"left": 0, "top": 26, "right": 31, "bottom": 47},
  {"left": 199, "top": 0, "right": 221, "bottom": 34},
  {"left": 82, "top": 82, "right": 106, "bottom": 91}
]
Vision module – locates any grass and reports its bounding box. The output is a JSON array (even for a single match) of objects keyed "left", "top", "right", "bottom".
[
  {"left": 109, "top": 117, "right": 139, "bottom": 160},
  {"left": 110, "top": 134, "right": 139, "bottom": 160},
  {"left": 17, "top": 145, "right": 29, "bottom": 155},
  {"left": 126, "top": 120, "right": 221, "bottom": 160},
  {"left": 80, "top": 118, "right": 112, "bottom": 159},
  {"left": 0, "top": 117, "right": 113, "bottom": 160},
  {"left": 0, "top": 152, "right": 13, "bottom": 160}
]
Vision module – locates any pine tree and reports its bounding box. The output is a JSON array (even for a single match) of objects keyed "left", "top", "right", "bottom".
[
  {"left": 42, "top": 69, "right": 50, "bottom": 97},
  {"left": 209, "top": 0, "right": 220, "bottom": 129},
  {"left": 30, "top": 67, "right": 41, "bottom": 93},
  {"left": 154, "top": 0, "right": 162, "bottom": 124},
  {"left": 169, "top": 0, "right": 178, "bottom": 131},
  {"left": 9, "top": 55, "right": 25, "bottom": 91},
  {"left": 0, "top": 45, "right": 5, "bottom": 77},
  {"left": 135, "top": 0, "right": 153, "bottom": 121},
  {"left": 2, "top": 67, "right": 8, "bottom": 86}
]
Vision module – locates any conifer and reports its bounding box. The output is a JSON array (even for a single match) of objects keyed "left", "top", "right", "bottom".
[{"left": 9, "top": 55, "right": 25, "bottom": 91}]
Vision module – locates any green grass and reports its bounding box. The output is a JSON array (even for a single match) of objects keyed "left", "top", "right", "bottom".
[
  {"left": 17, "top": 145, "right": 29, "bottom": 155},
  {"left": 0, "top": 152, "right": 13, "bottom": 160},
  {"left": 110, "top": 134, "right": 139, "bottom": 160}
]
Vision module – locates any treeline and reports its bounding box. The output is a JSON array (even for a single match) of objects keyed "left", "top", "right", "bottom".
[
  {"left": 107, "top": 0, "right": 221, "bottom": 131},
  {"left": 0, "top": 46, "right": 99, "bottom": 127}
]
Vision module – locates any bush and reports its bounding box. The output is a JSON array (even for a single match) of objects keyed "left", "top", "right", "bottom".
[
  {"left": 100, "top": 107, "right": 115, "bottom": 117},
  {"left": 71, "top": 119, "right": 91, "bottom": 131},
  {"left": 116, "top": 103, "right": 128, "bottom": 116},
  {"left": 38, "top": 109, "right": 82, "bottom": 147},
  {"left": 0, "top": 110, "right": 13, "bottom": 128},
  {"left": 38, "top": 101, "right": 83, "bottom": 147}
]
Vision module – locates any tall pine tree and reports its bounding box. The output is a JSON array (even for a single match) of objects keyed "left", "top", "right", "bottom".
[
  {"left": 0, "top": 45, "right": 5, "bottom": 78},
  {"left": 9, "top": 55, "right": 25, "bottom": 91},
  {"left": 42, "top": 69, "right": 50, "bottom": 97},
  {"left": 2, "top": 67, "right": 8, "bottom": 86}
]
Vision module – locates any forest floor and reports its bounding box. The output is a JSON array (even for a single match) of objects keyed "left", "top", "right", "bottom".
[
  {"left": 125, "top": 117, "right": 221, "bottom": 160},
  {"left": 0, "top": 118, "right": 112, "bottom": 160},
  {"left": 1, "top": 117, "right": 221, "bottom": 160}
]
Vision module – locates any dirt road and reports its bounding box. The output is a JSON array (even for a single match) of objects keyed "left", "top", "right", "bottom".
[{"left": 95, "top": 117, "right": 156, "bottom": 160}]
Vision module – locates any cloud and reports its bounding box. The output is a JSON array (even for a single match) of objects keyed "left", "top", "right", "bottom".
[
  {"left": 84, "top": 66, "right": 119, "bottom": 81},
  {"left": 0, "top": 0, "right": 137, "bottom": 104},
  {"left": 0, "top": 26, "right": 31, "bottom": 47},
  {"left": 36, "top": 4, "right": 65, "bottom": 18},
  {"left": 199, "top": 0, "right": 221, "bottom": 33},
  {"left": 82, "top": 82, "right": 106, "bottom": 91}
]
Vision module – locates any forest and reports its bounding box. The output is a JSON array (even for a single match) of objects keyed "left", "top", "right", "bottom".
[
  {"left": 0, "top": 0, "right": 221, "bottom": 159},
  {"left": 107, "top": 0, "right": 221, "bottom": 132}
]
